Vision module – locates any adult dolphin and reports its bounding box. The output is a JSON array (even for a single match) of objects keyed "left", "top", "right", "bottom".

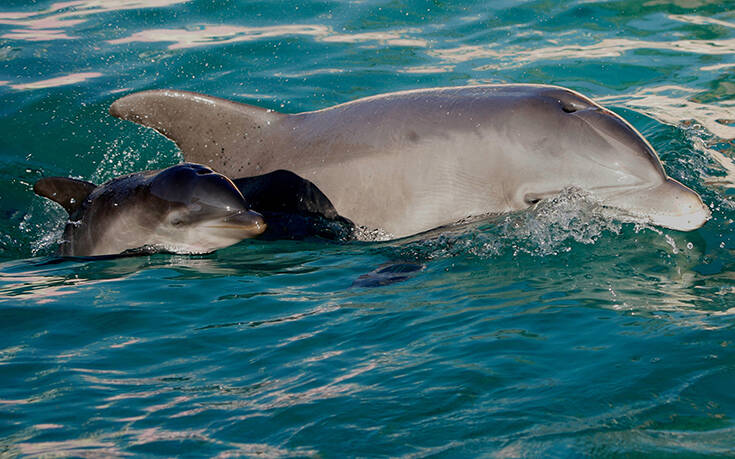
[
  {"left": 109, "top": 85, "right": 710, "bottom": 238},
  {"left": 35, "top": 163, "right": 265, "bottom": 256}
]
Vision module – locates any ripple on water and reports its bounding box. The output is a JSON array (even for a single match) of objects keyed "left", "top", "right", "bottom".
[{"left": 1, "top": 0, "right": 735, "bottom": 456}]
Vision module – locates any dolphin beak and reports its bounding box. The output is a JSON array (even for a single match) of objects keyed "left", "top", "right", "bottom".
[
  {"left": 604, "top": 178, "right": 710, "bottom": 231},
  {"left": 210, "top": 210, "right": 267, "bottom": 237}
]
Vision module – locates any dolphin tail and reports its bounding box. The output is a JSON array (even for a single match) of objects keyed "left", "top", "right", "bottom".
[{"left": 109, "top": 90, "right": 286, "bottom": 176}]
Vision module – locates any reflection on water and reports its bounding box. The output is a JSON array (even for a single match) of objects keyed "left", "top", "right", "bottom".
[
  {"left": 320, "top": 30, "right": 427, "bottom": 47},
  {"left": 0, "top": 251, "right": 274, "bottom": 305},
  {"left": 645, "top": 0, "right": 730, "bottom": 7},
  {"left": 5, "top": 71, "right": 102, "bottom": 90},
  {"left": 0, "top": 268, "right": 123, "bottom": 304},
  {"left": 398, "top": 65, "right": 455, "bottom": 74},
  {"left": 701, "top": 63, "right": 735, "bottom": 72},
  {"left": 669, "top": 13, "right": 735, "bottom": 28},
  {"left": 108, "top": 24, "right": 428, "bottom": 49},
  {"left": 598, "top": 86, "right": 735, "bottom": 139},
  {"left": 16, "top": 438, "right": 125, "bottom": 458},
  {"left": 14, "top": 431, "right": 316, "bottom": 458},
  {"left": 432, "top": 38, "right": 735, "bottom": 67},
  {"left": 705, "top": 146, "right": 735, "bottom": 187},
  {"left": 108, "top": 24, "right": 329, "bottom": 50},
  {"left": 0, "top": 0, "right": 189, "bottom": 42},
  {"left": 1, "top": 2, "right": 427, "bottom": 48},
  {"left": 2, "top": 28, "right": 76, "bottom": 42}
]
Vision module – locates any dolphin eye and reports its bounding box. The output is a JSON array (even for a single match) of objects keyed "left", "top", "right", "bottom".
[
  {"left": 560, "top": 100, "right": 577, "bottom": 113},
  {"left": 524, "top": 194, "right": 542, "bottom": 205},
  {"left": 169, "top": 214, "right": 184, "bottom": 226}
]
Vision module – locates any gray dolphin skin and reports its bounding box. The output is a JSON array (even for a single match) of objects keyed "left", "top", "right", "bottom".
[
  {"left": 34, "top": 163, "right": 266, "bottom": 256},
  {"left": 110, "top": 85, "right": 711, "bottom": 238}
]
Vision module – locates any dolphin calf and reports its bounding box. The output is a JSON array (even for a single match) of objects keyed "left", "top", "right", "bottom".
[
  {"left": 232, "top": 169, "right": 354, "bottom": 240},
  {"left": 110, "top": 85, "right": 710, "bottom": 238},
  {"left": 34, "top": 163, "right": 265, "bottom": 256}
]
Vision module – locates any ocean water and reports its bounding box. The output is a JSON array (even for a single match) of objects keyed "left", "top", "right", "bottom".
[{"left": 1, "top": 0, "right": 735, "bottom": 456}]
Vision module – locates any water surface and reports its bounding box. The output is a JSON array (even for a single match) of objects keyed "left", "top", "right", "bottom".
[{"left": 1, "top": 0, "right": 735, "bottom": 456}]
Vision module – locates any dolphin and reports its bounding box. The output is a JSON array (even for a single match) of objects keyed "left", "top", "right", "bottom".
[
  {"left": 34, "top": 163, "right": 266, "bottom": 256},
  {"left": 231, "top": 169, "right": 354, "bottom": 240},
  {"left": 109, "top": 84, "right": 711, "bottom": 238}
]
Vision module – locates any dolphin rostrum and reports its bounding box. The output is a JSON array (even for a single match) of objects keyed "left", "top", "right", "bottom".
[
  {"left": 110, "top": 85, "right": 710, "bottom": 238},
  {"left": 34, "top": 163, "right": 266, "bottom": 256}
]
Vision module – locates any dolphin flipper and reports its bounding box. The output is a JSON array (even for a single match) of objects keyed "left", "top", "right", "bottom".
[
  {"left": 351, "top": 262, "right": 425, "bottom": 288},
  {"left": 109, "top": 90, "right": 285, "bottom": 175}
]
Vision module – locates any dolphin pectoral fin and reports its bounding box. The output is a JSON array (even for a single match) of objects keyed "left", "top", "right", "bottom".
[
  {"left": 109, "top": 90, "right": 286, "bottom": 174},
  {"left": 34, "top": 177, "right": 96, "bottom": 214},
  {"left": 352, "top": 262, "right": 425, "bottom": 288}
]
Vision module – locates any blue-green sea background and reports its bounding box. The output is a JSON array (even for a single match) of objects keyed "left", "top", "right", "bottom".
[{"left": 1, "top": 0, "right": 735, "bottom": 456}]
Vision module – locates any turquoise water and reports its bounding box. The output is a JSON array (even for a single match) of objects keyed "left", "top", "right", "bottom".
[{"left": 1, "top": 0, "right": 735, "bottom": 456}]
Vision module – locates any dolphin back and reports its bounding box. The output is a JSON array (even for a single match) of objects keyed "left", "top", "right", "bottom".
[
  {"left": 233, "top": 170, "right": 355, "bottom": 240},
  {"left": 109, "top": 90, "right": 286, "bottom": 175}
]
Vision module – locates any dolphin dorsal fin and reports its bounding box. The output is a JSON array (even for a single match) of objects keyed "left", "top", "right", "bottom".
[
  {"left": 109, "top": 90, "right": 286, "bottom": 175},
  {"left": 34, "top": 177, "right": 96, "bottom": 214}
]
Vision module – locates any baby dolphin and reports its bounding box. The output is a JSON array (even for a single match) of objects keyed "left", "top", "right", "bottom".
[
  {"left": 34, "top": 163, "right": 265, "bottom": 256},
  {"left": 110, "top": 85, "right": 711, "bottom": 237}
]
